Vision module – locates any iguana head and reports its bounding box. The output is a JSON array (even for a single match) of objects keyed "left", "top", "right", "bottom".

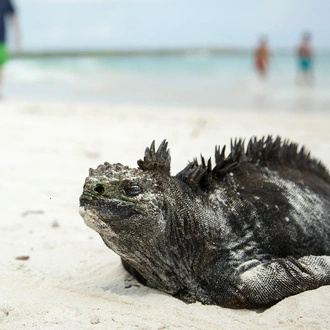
[
  {"left": 79, "top": 140, "right": 171, "bottom": 258},
  {"left": 79, "top": 140, "right": 221, "bottom": 295}
]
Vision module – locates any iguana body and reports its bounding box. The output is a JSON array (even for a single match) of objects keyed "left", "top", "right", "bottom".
[{"left": 79, "top": 137, "right": 330, "bottom": 308}]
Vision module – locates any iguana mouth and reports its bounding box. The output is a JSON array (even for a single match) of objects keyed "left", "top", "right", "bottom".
[{"left": 79, "top": 195, "right": 139, "bottom": 219}]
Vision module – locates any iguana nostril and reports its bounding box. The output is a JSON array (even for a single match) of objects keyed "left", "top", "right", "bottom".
[{"left": 94, "top": 183, "right": 105, "bottom": 195}]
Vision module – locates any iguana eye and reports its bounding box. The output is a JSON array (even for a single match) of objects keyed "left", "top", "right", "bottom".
[{"left": 124, "top": 184, "right": 143, "bottom": 197}]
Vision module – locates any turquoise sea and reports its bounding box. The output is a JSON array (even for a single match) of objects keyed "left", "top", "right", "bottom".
[{"left": 4, "top": 52, "right": 330, "bottom": 111}]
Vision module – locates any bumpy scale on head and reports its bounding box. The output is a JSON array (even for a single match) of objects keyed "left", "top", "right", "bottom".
[{"left": 79, "top": 161, "right": 167, "bottom": 257}]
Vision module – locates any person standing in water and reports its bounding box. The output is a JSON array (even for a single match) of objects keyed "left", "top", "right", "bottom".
[
  {"left": 0, "top": 0, "right": 20, "bottom": 94},
  {"left": 297, "top": 33, "right": 313, "bottom": 84},
  {"left": 254, "top": 37, "right": 269, "bottom": 79}
]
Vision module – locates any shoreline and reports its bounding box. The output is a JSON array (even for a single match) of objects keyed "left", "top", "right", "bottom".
[{"left": 9, "top": 47, "right": 330, "bottom": 59}]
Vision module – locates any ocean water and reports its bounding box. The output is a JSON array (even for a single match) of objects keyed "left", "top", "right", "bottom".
[{"left": 4, "top": 52, "right": 330, "bottom": 111}]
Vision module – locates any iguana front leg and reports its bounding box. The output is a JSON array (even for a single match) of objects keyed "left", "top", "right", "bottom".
[{"left": 229, "top": 256, "right": 330, "bottom": 309}]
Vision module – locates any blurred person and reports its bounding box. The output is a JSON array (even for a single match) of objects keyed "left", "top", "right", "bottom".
[
  {"left": 297, "top": 33, "right": 313, "bottom": 84},
  {"left": 0, "top": 0, "right": 20, "bottom": 94},
  {"left": 254, "top": 37, "right": 269, "bottom": 79}
]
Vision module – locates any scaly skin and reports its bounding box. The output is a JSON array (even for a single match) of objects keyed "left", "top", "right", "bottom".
[{"left": 79, "top": 137, "right": 330, "bottom": 308}]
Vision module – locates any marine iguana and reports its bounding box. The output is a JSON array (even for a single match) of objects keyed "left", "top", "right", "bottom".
[{"left": 79, "top": 136, "right": 330, "bottom": 309}]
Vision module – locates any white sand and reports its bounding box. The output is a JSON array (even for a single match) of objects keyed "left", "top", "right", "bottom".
[{"left": 1, "top": 99, "right": 330, "bottom": 329}]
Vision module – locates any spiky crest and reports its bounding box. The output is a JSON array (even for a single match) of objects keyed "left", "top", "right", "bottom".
[
  {"left": 137, "top": 140, "right": 171, "bottom": 175},
  {"left": 177, "top": 135, "right": 330, "bottom": 191}
]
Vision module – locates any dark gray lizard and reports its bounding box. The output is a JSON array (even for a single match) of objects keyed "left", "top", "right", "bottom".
[{"left": 79, "top": 136, "right": 330, "bottom": 308}]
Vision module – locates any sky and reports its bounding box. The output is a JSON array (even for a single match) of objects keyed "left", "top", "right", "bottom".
[{"left": 12, "top": 0, "right": 330, "bottom": 51}]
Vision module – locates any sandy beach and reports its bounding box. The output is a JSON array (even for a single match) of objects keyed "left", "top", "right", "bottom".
[{"left": 1, "top": 99, "right": 330, "bottom": 329}]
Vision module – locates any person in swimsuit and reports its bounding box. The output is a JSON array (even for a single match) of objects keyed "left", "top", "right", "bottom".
[
  {"left": 254, "top": 37, "right": 269, "bottom": 79},
  {"left": 297, "top": 33, "right": 313, "bottom": 84},
  {"left": 0, "top": 0, "right": 20, "bottom": 94}
]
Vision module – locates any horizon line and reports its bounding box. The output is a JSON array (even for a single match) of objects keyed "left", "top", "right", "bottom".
[{"left": 11, "top": 46, "right": 330, "bottom": 58}]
